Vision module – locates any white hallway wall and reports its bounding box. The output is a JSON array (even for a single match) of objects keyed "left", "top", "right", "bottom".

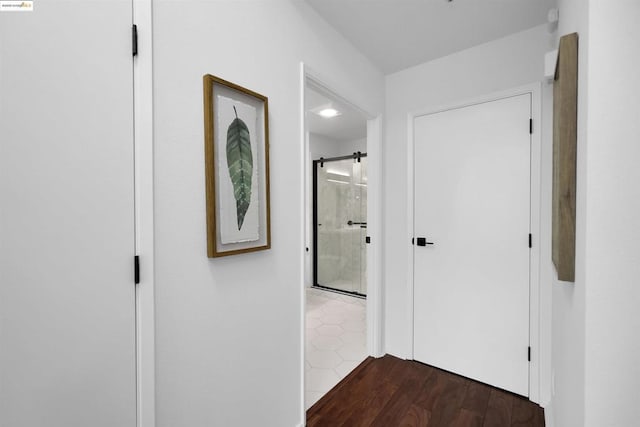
[
  {"left": 583, "top": 2, "right": 640, "bottom": 424},
  {"left": 310, "top": 134, "right": 367, "bottom": 160},
  {"left": 310, "top": 133, "right": 343, "bottom": 160},
  {"left": 340, "top": 137, "right": 367, "bottom": 156},
  {"left": 549, "top": 1, "right": 588, "bottom": 426},
  {"left": 152, "top": 1, "right": 383, "bottom": 426},
  {"left": 383, "top": 23, "right": 556, "bottom": 402},
  {"left": 550, "top": 1, "right": 640, "bottom": 426}
]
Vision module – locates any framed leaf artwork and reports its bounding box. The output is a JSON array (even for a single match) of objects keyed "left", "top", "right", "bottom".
[{"left": 203, "top": 74, "right": 271, "bottom": 257}]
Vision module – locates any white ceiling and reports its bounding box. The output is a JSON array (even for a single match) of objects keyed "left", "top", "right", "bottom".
[
  {"left": 305, "top": 84, "right": 367, "bottom": 142},
  {"left": 306, "top": 0, "right": 557, "bottom": 74}
]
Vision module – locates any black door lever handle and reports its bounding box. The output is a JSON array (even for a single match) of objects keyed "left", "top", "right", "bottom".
[{"left": 416, "top": 237, "right": 434, "bottom": 247}]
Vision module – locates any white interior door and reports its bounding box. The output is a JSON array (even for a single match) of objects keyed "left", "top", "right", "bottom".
[
  {"left": 412, "top": 94, "right": 531, "bottom": 396},
  {"left": 0, "top": 2, "right": 136, "bottom": 426}
]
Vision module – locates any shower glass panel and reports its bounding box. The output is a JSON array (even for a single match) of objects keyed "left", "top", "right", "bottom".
[{"left": 314, "top": 155, "right": 367, "bottom": 296}]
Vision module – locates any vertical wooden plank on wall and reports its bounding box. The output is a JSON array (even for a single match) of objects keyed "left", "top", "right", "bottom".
[{"left": 552, "top": 33, "right": 578, "bottom": 282}]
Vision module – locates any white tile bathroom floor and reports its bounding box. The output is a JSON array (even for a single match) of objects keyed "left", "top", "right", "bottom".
[{"left": 305, "top": 287, "right": 367, "bottom": 410}]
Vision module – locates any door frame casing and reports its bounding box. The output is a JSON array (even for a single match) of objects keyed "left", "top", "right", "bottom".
[
  {"left": 406, "top": 83, "right": 543, "bottom": 404},
  {"left": 299, "top": 62, "right": 384, "bottom": 421}
]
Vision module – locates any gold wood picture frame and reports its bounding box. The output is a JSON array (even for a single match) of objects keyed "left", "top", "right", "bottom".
[{"left": 203, "top": 74, "right": 271, "bottom": 257}]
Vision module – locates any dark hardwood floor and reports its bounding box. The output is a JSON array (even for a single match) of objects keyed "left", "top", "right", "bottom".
[{"left": 307, "top": 355, "right": 544, "bottom": 427}]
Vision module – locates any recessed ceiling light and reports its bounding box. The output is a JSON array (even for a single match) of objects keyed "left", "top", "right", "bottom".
[{"left": 318, "top": 108, "right": 341, "bottom": 118}]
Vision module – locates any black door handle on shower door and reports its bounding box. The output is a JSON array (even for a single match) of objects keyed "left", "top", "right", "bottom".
[{"left": 416, "top": 237, "right": 434, "bottom": 247}]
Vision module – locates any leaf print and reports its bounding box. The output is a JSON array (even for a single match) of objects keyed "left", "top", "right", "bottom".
[{"left": 226, "top": 106, "right": 253, "bottom": 229}]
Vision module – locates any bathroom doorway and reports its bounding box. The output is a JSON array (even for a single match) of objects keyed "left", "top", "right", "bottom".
[
  {"left": 302, "top": 72, "right": 377, "bottom": 410},
  {"left": 313, "top": 154, "right": 368, "bottom": 297}
]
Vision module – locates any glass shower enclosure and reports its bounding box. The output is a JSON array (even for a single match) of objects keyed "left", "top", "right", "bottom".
[{"left": 313, "top": 154, "right": 367, "bottom": 296}]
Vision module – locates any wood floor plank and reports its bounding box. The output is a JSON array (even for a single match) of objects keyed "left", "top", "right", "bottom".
[
  {"left": 451, "top": 408, "right": 483, "bottom": 427},
  {"left": 330, "top": 377, "right": 387, "bottom": 422},
  {"left": 305, "top": 411, "right": 324, "bottom": 427},
  {"left": 309, "top": 357, "right": 395, "bottom": 425},
  {"left": 338, "top": 379, "right": 399, "bottom": 427},
  {"left": 428, "top": 374, "right": 469, "bottom": 427},
  {"left": 512, "top": 395, "right": 545, "bottom": 427},
  {"left": 483, "top": 389, "right": 514, "bottom": 427},
  {"left": 397, "top": 404, "right": 431, "bottom": 427},
  {"left": 462, "top": 380, "right": 492, "bottom": 414},
  {"left": 307, "top": 355, "right": 544, "bottom": 427},
  {"left": 385, "top": 358, "right": 434, "bottom": 388},
  {"left": 370, "top": 362, "right": 432, "bottom": 426},
  {"left": 344, "top": 355, "right": 412, "bottom": 423},
  {"left": 307, "top": 356, "right": 375, "bottom": 416},
  {"left": 413, "top": 369, "right": 449, "bottom": 412},
  {"left": 370, "top": 388, "right": 417, "bottom": 426},
  {"left": 308, "top": 355, "right": 399, "bottom": 421},
  {"left": 534, "top": 405, "right": 546, "bottom": 427}
]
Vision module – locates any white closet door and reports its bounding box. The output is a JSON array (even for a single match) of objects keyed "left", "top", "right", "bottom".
[
  {"left": 412, "top": 94, "right": 531, "bottom": 396},
  {"left": 0, "top": 2, "right": 136, "bottom": 426}
]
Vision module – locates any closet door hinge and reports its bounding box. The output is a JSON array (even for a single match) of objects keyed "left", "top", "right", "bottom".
[
  {"left": 529, "top": 118, "right": 533, "bottom": 134},
  {"left": 132, "top": 24, "right": 138, "bottom": 57},
  {"left": 134, "top": 255, "right": 140, "bottom": 284},
  {"left": 528, "top": 346, "right": 531, "bottom": 362},
  {"left": 529, "top": 233, "right": 532, "bottom": 248}
]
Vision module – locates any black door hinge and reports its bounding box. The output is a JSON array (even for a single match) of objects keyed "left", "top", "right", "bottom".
[
  {"left": 366, "top": 236, "right": 371, "bottom": 244},
  {"left": 528, "top": 346, "right": 531, "bottom": 362},
  {"left": 134, "top": 255, "right": 140, "bottom": 284},
  {"left": 528, "top": 233, "right": 532, "bottom": 248},
  {"left": 529, "top": 118, "right": 533, "bottom": 134},
  {"left": 132, "top": 25, "right": 138, "bottom": 57},
  {"left": 412, "top": 237, "right": 414, "bottom": 245}
]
